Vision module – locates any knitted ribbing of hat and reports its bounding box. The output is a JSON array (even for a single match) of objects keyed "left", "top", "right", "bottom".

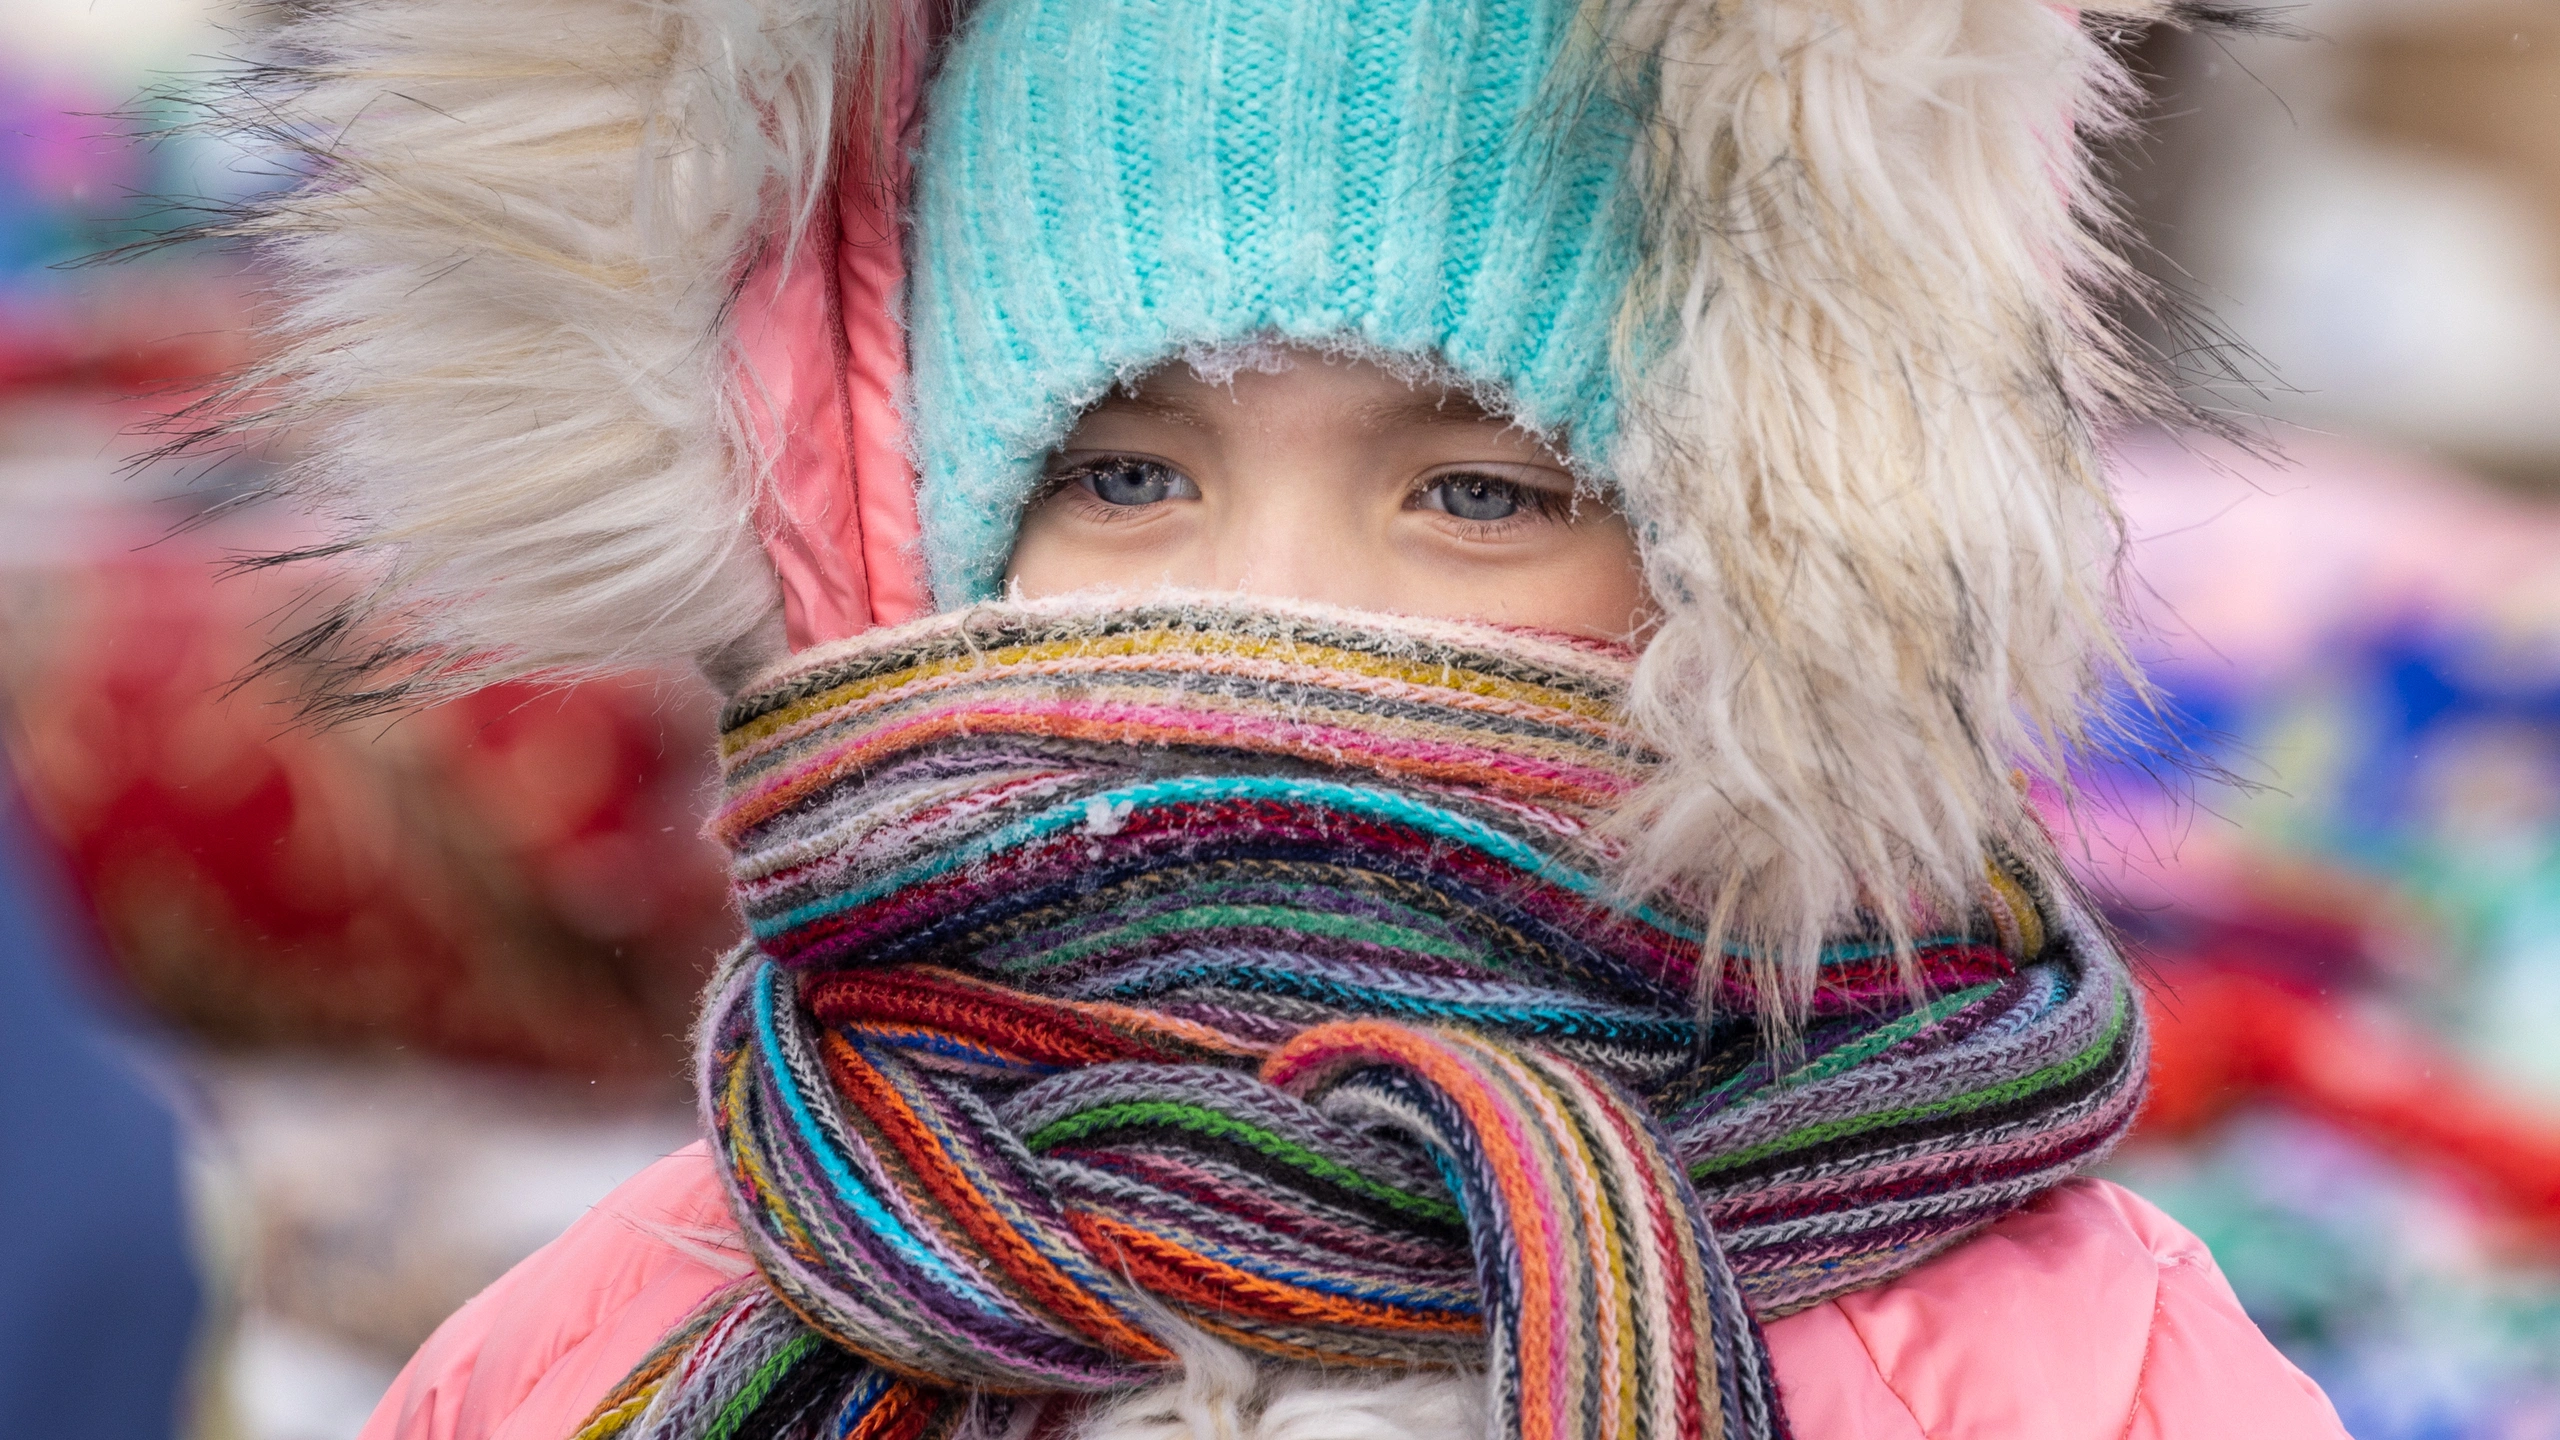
[
  {"left": 906, "top": 0, "right": 1650, "bottom": 603},
  {"left": 577, "top": 598, "right": 2145, "bottom": 1440}
]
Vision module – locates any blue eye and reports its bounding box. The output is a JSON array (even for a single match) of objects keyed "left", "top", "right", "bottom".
[
  {"left": 1077, "top": 458, "right": 1192, "bottom": 506},
  {"left": 1425, "top": 475, "right": 1526, "bottom": 521}
]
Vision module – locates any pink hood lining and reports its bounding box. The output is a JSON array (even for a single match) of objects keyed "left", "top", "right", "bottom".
[{"left": 732, "top": 9, "right": 933, "bottom": 648}]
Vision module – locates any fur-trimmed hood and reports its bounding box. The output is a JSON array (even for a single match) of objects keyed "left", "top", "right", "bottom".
[{"left": 183, "top": 0, "right": 2246, "bottom": 985}]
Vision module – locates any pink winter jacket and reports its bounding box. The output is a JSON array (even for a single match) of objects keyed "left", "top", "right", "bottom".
[{"left": 360, "top": 1142, "right": 2347, "bottom": 1440}]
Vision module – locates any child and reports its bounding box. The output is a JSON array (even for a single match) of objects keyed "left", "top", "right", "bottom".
[{"left": 209, "top": 0, "right": 2348, "bottom": 1436}]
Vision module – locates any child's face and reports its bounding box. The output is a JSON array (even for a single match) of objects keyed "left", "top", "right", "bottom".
[{"left": 1004, "top": 349, "right": 1652, "bottom": 639}]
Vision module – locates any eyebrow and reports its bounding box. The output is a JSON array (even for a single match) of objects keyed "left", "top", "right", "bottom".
[
  {"left": 1088, "top": 387, "right": 1209, "bottom": 427},
  {"left": 1082, "top": 380, "right": 1519, "bottom": 433},
  {"left": 1352, "top": 391, "right": 1508, "bottom": 430}
]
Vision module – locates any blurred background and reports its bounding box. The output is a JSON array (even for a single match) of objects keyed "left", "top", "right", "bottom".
[{"left": 3, "top": 0, "right": 2558, "bottom": 1435}]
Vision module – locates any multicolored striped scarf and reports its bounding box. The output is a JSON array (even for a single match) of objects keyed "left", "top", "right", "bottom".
[{"left": 581, "top": 598, "right": 2144, "bottom": 1440}]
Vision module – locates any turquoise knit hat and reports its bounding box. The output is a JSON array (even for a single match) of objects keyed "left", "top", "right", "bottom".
[{"left": 907, "top": 0, "right": 1652, "bottom": 605}]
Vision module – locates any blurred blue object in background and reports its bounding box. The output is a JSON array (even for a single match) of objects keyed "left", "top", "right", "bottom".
[
  {"left": 0, "top": 779, "right": 201, "bottom": 1437},
  {"left": 2088, "top": 431, "right": 2560, "bottom": 1439}
]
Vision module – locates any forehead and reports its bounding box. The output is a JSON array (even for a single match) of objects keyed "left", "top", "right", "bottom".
[{"left": 1095, "top": 350, "right": 1516, "bottom": 434}]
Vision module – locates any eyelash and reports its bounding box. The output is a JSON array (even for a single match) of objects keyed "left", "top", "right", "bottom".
[
  {"left": 1036, "top": 457, "right": 1579, "bottom": 531},
  {"left": 1408, "top": 471, "right": 1576, "bottom": 531},
  {"left": 1040, "top": 457, "right": 1195, "bottom": 520}
]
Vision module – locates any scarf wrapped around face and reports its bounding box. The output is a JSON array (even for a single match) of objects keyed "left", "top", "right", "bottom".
[{"left": 581, "top": 598, "right": 2145, "bottom": 1440}]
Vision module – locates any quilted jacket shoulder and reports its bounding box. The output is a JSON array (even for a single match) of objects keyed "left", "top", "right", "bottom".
[{"left": 1764, "top": 1179, "right": 2346, "bottom": 1440}]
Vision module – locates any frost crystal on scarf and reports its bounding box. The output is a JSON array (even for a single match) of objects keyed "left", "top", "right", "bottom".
[{"left": 580, "top": 598, "right": 2146, "bottom": 1440}]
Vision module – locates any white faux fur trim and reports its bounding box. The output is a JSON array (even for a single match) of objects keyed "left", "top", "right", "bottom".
[
  {"left": 1594, "top": 0, "right": 2221, "bottom": 991},
  {"left": 1068, "top": 1331, "right": 1483, "bottom": 1440},
  {"left": 181, "top": 0, "right": 893, "bottom": 708}
]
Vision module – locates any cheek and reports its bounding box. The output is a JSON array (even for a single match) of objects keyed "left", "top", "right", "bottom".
[
  {"left": 1538, "top": 520, "right": 1654, "bottom": 636},
  {"left": 1004, "top": 485, "right": 1655, "bottom": 639},
  {"left": 1001, "top": 506, "right": 1100, "bottom": 598},
  {"left": 1394, "top": 515, "right": 1653, "bottom": 639},
  {"left": 1003, "top": 494, "right": 1204, "bottom": 598}
]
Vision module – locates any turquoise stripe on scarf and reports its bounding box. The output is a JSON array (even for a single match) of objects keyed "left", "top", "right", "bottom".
[{"left": 751, "top": 773, "right": 1703, "bottom": 945}]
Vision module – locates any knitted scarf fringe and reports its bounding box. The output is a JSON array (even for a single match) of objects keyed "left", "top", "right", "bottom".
[{"left": 584, "top": 597, "right": 2146, "bottom": 1440}]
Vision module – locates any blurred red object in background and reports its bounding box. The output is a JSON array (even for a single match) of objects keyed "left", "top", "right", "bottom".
[
  {"left": 2126, "top": 861, "right": 2560, "bottom": 1241},
  {"left": 2140, "top": 965, "right": 2560, "bottom": 1233},
  {"left": 0, "top": 261, "right": 259, "bottom": 394},
  {"left": 0, "top": 525, "right": 737, "bottom": 1083}
]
